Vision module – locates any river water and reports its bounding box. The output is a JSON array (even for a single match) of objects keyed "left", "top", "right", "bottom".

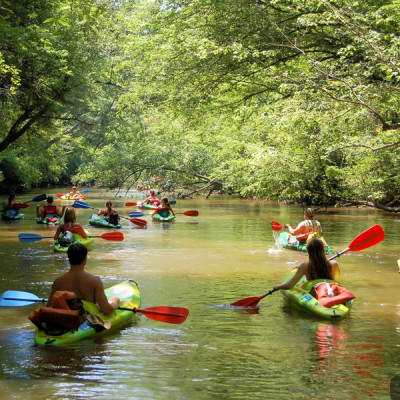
[{"left": 0, "top": 190, "right": 399, "bottom": 399}]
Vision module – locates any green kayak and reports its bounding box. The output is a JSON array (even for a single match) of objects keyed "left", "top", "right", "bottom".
[
  {"left": 89, "top": 214, "right": 122, "bottom": 229},
  {"left": 278, "top": 231, "right": 334, "bottom": 254},
  {"left": 36, "top": 214, "right": 62, "bottom": 225},
  {"left": 137, "top": 201, "right": 160, "bottom": 210},
  {"left": 53, "top": 230, "right": 95, "bottom": 252},
  {"left": 280, "top": 269, "right": 353, "bottom": 319},
  {"left": 152, "top": 208, "right": 175, "bottom": 221},
  {"left": 34, "top": 280, "right": 141, "bottom": 346},
  {"left": 1, "top": 209, "right": 24, "bottom": 220}
]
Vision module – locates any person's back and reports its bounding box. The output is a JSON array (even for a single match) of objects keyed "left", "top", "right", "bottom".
[
  {"left": 286, "top": 208, "right": 322, "bottom": 236},
  {"left": 47, "top": 243, "right": 119, "bottom": 314}
]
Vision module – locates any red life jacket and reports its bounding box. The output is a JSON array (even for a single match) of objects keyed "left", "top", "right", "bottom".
[
  {"left": 316, "top": 283, "right": 355, "bottom": 308},
  {"left": 43, "top": 205, "right": 58, "bottom": 214},
  {"left": 61, "top": 225, "right": 86, "bottom": 238}
]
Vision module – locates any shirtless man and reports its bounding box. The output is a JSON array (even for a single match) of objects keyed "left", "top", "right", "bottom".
[
  {"left": 47, "top": 243, "right": 119, "bottom": 315},
  {"left": 286, "top": 208, "right": 322, "bottom": 236}
]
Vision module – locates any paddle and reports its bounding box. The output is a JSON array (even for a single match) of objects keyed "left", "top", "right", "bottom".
[
  {"left": 125, "top": 200, "right": 176, "bottom": 206},
  {"left": 231, "top": 224, "right": 385, "bottom": 307},
  {"left": 0, "top": 291, "right": 189, "bottom": 324},
  {"left": 56, "top": 189, "right": 90, "bottom": 198},
  {"left": 19, "top": 232, "right": 124, "bottom": 243},
  {"left": 7, "top": 194, "right": 48, "bottom": 209},
  {"left": 73, "top": 200, "right": 147, "bottom": 226},
  {"left": 271, "top": 221, "right": 285, "bottom": 231},
  {"left": 129, "top": 210, "right": 198, "bottom": 217}
]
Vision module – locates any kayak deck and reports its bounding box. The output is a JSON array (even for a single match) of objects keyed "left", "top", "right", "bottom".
[
  {"left": 280, "top": 269, "right": 353, "bottom": 319},
  {"left": 89, "top": 214, "right": 122, "bottom": 229},
  {"left": 53, "top": 230, "right": 95, "bottom": 252},
  {"left": 34, "top": 280, "right": 141, "bottom": 346}
]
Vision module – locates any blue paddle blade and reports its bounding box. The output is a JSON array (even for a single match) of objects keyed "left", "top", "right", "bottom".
[
  {"left": 26, "top": 194, "right": 47, "bottom": 203},
  {"left": 129, "top": 212, "right": 145, "bottom": 217},
  {"left": 72, "top": 200, "right": 92, "bottom": 209},
  {"left": 18, "top": 233, "right": 47, "bottom": 243},
  {"left": 81, "top": 189, "right": 90, "bottom": 193},
  {"left": 0, "top": 290, "right": 45, "bottom": 307},
  {"left": 170, "top": 201, "right": 176, "bottom": 205}
]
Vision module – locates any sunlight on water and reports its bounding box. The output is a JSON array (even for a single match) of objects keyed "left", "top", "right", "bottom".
[{"left": 0, "top": 191, "right": 399, "bottom": 399}]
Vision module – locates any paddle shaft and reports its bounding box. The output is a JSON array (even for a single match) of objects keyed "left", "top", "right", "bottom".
[{"left": 118, "top": 307, "right": 186, "bottom": 318}]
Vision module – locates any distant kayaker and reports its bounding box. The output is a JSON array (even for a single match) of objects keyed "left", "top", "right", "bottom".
[
  {"left": 47, "top": 242, "right": 120, "bottom": 315},
  {"left": 153, "top": 197, "right": 175, "bottom": 216},
  {"left": 98, "top": 200, "right": 120, "bottom": 225},
  {"left": 68, "top": 186, "right": 81, "bottom": 197},
  {"left": 4, "top": 193, "right": 23, "bottom": 209},
  {"left": 36, "top": 196, "right": 65, "bottom": 218},
  {"left": 285, "top": 208, "right": 322, "bottom": 236},
  {"left": 273, "top": 238, "right": 340, "bottom": 291},
  {"left": 54, "top": 207, "right": 87, "bottom": 240},
  {"left": 144, "top": 189, "right": 160, "bottom": 205}
]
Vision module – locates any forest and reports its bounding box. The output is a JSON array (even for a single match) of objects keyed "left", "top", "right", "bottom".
[{"left": 1, "top": 0, "right": 400, "bottom": 211}]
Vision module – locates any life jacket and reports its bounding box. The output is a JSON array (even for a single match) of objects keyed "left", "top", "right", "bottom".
[
  {"left": 315, "top": 282, "right": 355, "bottom": 308},
  {"left": 28, "top": 291, "right": 83, "bottom": 332},
  {"left": 106, "top": 213, "right": 119, "bottom": 225},
  {"left": 43, "top": 205, "right": 58, "bottom": 214},
  {"left": 61, "top": 225, "right": 86, "bottom": 238}
]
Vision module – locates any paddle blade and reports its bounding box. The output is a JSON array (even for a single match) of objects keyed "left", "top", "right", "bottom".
[
  {"left": 8, "top": 203, "right": 30, "bottom": 209},
  {"left": 125, "top": 202, "right": 137, "bottom": 206},
  {"left": 231, "top": 289, "right": 275, "bottom": 307},
  {"left": 28, "top": 194, "right": 47, "bottom": 203},
  {"left": 56, "top": 193, "right": 64, "bottom": 198},
  {"left": 0, "top": 290, "right": 46, "bottom": 307},
  {"left": 73, "top": 200, "right": 93, "bottom": 209},
  {"left": 129, "top": 212, "right": 145, "bottom": 217},
  {"left": 129, "top": 218, "right": 147, "bottom": 226},
  {"left": 136, "top": 306, "right": 189, "bottom": 324},
  {"left": 348, "top": 224, "right": 385, "bottom": 252},
  {"left": 180, "top": 210, "right": 199, "bottom": 216},
  {"left": 271, "top": 221, "right": 284, "bottom": 232},
  {"left": 98, "top": 232, "right": 124, "bottom": 241},
  {"left": 81, "top": 189, "right": 90, "bottom": 193},
  {"left": 19, "top": 233, "right": 49, "bottom": 243}
]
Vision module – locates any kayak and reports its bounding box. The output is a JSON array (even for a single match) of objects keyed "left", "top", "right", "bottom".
[
  {"left": 152, "top": 208, "right": 175, "bottom": 222},
  {"left": 278, "top": 231, "right": 334, "bottom": 254},
  {"left": 89, "top": 214, "right": 122, "bottom": 229},
  {"left": 36, "top": 214, "right": 62, "bottom": 225},
  {"left": 53, "top": 230, "right": 95, "bottom": 252},
  {"left": 137, "top": 201, "right": 160, "bottom": 210},
  {"left": 59, "top": 194, "right": 86, "bottom": 200},
  {"left": 1, "top": 209, "right": 24, "bottom": 220},
  {"left": 34, "top": 280, "right": 141, "bottom": 346},
  {"left": 280, "top": 269, "right": 353, "bottom": 319}
]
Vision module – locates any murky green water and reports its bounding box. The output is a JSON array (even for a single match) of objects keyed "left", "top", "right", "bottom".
[{"left": 0, "top": 190, "right": 399, "bottom": 399}]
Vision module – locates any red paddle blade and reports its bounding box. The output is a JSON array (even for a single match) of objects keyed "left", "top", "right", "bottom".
[
  {"left": 231, "top": 295, "right": 265, "bottom": 307},
  {"left": 348, "top": 224, "right": 385, "bottom": 252},
  {"left": 98, "top": 232, "right": 124, "bottom": 241},
  {"left": 8, "top": 203, "right": 30, "bottom": 209},
  {"left": 182, "top": 210, "right": 198, "bottom": 216},
  {"left": 136, "top": 306, "right": 189, "bottom": 324},
  {"left": 230, "top": 289, "right": 275, "bottom": 307},
  {"left": 56, "top": 193, "right": 64, "bottom": 198},
  {"left": 125, "top": 202, "right": 137, "bottom": 206},
  {"left": 129, "top": 218, "right": 147, "bottom": 226},
  {"left": 271, "top": 221, "right": 284, "bottom": 231}
]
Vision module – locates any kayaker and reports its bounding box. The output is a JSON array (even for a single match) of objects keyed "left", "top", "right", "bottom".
[
  {"left": 4, "top": 193, "right": 24, "bottom": 209},
  {"left": 36, "top": 196, "right": 65, "bottom": 218},
  {"left": 144, "top": 189, "right": 160, "bottom": 205},
  {"left": 285, "top": 208, "right": 322, "bottom": 236},
  {"left": 47, "top": 243, "right": 120, "bottom": 315},
  {"left": 68, "top": 186, "right": 81, "bottom": 198},
  {"left": 54, "top": 207, "right": 87, "bottom": 241},
  {"left": 98, "top": 200, "right": 120, "bottom": 225},
  {"left": 153, "top": 197, "right": 175, "bottom": 216},
  {"left": 273, "top": 238, "right": 340, "bottom": 291}
]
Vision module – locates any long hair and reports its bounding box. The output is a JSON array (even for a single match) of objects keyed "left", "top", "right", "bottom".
[
  {"left": 161, "top": 197, "right": 170, "bottom": 207},
  {"left": 106, "top": 201, "right": 113, "bottom": 212},
  {"left": 64, "top": 207, "right": 76, "bottom": 224},
  {"left": 306, "top": 238, "right": 332, "bottom": 280}
]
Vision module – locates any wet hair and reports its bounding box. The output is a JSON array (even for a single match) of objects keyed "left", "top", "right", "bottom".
[
  {"left": 47, "top": 196, "right": 53, "bottom": 203},
  {"left": 64, "top": 207, "right": 76, "bottom": 224},
  {"left": 161, "top": 197, "right": 170, "bottom": 207},
  {"left": 304, "top": 208, "right": 314, "bottom": 218},
  {"left": 67, "top": 242, "right": 88, "bottom": 265},
  {"left": 306, "top": 238, "right": 332, "bottom": 280}
]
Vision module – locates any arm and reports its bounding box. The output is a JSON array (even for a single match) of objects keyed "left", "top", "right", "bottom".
[
  {"left": 287, "top": 221, "right": 306, "bottom": 236},
  {"left": 330, "top": 260, "right": 340, "bottom": 280},
  {"left": 57, "top": 206, "right": 66, "bottom": 217},
  {"left": 93, "top": 277, "right": 120, "bottom": 315},
  {"left": 46, "top": 279, "right": 60, "bottom": 306},
  {"left": 54, "top": 225, "right": 62, "bottom": 240},
  {"left": 36, "top": 205, "right": 43, "bottom": 217},
  {"left": 274, "top": 263, "right": 308, "bottom": 291}
]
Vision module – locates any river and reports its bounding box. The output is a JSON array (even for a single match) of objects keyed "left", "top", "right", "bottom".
[{"left": 0, "top": 189, "right": 399, "bottom": 399}]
